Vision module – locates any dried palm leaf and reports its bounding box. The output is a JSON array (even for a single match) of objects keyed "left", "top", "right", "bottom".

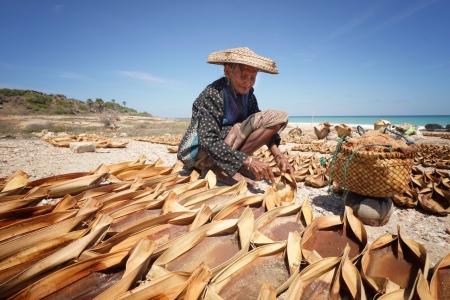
[
  {"left": 95, "top": 179, "right": 154, "bottom": 210},
  {"left": 148, "top": 207, "right": 254, "bottom": 279},
  {"left": 178, "top": 179, "right": 247, "bottom": 212},
  {"left": 0, "top": 229, "right": 85, "bottom": 279},
  {"left": 0, "top": 209, "right": 78, "bottom": 244},
  {"left": 0, "top": 214, "right": 112, "bottom": 298},
  {"left": 98, "top": 188, "right": 165, "bottom": 216},
  {"left": 105, "top": 190, "right": 176, "bottom": 234},
  {"left": 115, "top": 161, "right": 182, "bottom": 181},
  {"left": 162, "top": 170, "right": 216, "bottom": 199},
  {"left": 116, "top": 263, "right": 212, "bottom": 300},
  {"left": 335, "top": 123, "right": 352, "bottom": 138},
  {"left": 418, "top": 181, "right": 450, "bottom": 215},
  {"left": 0, "top": 198, "right": 91, "bottom": 275},
  {"left": 0, "top": 198, "right": 98, "bottom": 260},
  {"left": 0, "top": 186, "right": 50, "bottom": 211},
  {"left": 88, "top": 206, "right": 212, "bottom": 257},
  {"left": 305, "top": 171, "right": 329, "bottom": 188},
  {"left": 256, "top": 283, "right": 277, "bottom": 300},
  {"left": 0, "top": 205, "right": 54, "bottom": 228},
  {"left": 44, "top": 172, "right": 110, "bottom": 198},
  {"left": 26, "top": 172, "right": 92, "bottom": 188},
  {"left": 264, "top": 174, "right": 297, "bottom": 208},
  {"left": 158, "top": 171, "right": 198, "bottom": 189},
  {"left": 213, "top": 194, "right": 266, "bottom": 221},
  {"left": 285, "top": 245, "right": 366, "bottom": 300},
  {"left": 11, "top": 238, "right": 155, "bottom": 300},
  {"left": 100, "top": 155, "right": 147, "bottom": 175},
  {"left": 118, "top": 271, "right": 190, "bottom": 300},
  {"left": 107, "top": 164, "right": 153, "bottom": 179},
  {"left": 0, "top": 170, "right": 29, "bottom": 197},
  {"left": 377, "top": 269, "right": 434, "bottom": 300},
  {"left": 314, "top": 122, "right": 331, "bottom": 140},
  {"left": 116, "top": 165, "right": 173, "bottom": 181},
  {"left": 205, "top": 232, "right": 301, "bottom": 300},
  {"left": 301, "top": 206, "right": 368, "bottom": 264},
  {"left": 392, "top": 178, "right": 419, "bottom": 208},
  {"left": 0, "top": 192, "right": 76, "bottom": 225},
  {"left": 293, "top": 168, "right": 309, "bottom": 183},
  {"left": 361, "top": 225, "right": 430, "bottom": 296},
  {"left": 252, "top": 199, "right": 313, "bottom": 245},
  {"left": 73, "top": 182, "right": 132, "bottom": 202},
  {"left": 429, "top": 251, "right": 450, "bottom": 300},
  {"left": 141, "top": 172, "right": 180, "bottom": 189}
]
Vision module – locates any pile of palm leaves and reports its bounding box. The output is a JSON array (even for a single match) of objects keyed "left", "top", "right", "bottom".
[{"left": 0, "top": 156, "right": 448, "bottom": 299}]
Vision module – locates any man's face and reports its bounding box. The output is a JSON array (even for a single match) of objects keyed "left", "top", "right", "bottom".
[{"left": 226, "top": 64, "right": 258, "bottom": 95}]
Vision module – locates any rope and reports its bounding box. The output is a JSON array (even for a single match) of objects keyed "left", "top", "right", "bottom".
[
  {"left": 326, "top": 134, "right": 393, "bottom": 199},
  {"left": 383, "top": 127, "right": 415, "bottom": 145},
  {"left": 326, "top": 135, "right": 348, "bottom": 198}
]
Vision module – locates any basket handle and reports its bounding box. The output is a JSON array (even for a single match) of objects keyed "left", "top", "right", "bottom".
[
  {"left": 356, "top": 125, "right": 365, "bottom": 136},
  {"left": 383, "top": 127, "right": 415, "bottom": 145}
]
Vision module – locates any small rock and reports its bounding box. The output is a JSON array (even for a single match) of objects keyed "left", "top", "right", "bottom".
[
  {"left": 344, "top": 191, "right": 394, "bottom": 226},
  {"left": 425, "top": 123, "right": 443, "bottom": 130},
  {"left": 44, "top": 132, "right": 56, "bottom": 137},
  {"left": 69, "top": 142, "right": 96, "bottom": 153}
]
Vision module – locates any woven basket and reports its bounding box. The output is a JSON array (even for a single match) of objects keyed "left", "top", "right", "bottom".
[{"left": 331, "top": 144, "right": 416, "bottom": 197}]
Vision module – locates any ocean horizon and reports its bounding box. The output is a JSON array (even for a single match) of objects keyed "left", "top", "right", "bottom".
[
  {"left": 175, "top": 115, "right": 450, "bottom": 129},
  {"left": 288, "top": 115, "right": 450, "bottom": 128}
]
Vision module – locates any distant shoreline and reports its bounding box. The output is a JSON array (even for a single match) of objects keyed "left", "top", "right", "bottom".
[
  {"left": 287, "top": 115, "right": 450, "bottom": 127},
  {"left": 175, "top": 115, "right": 450, "bottom": 128},
  {"left": 287, "top": 122, "right": 427, "bottom": 132}
]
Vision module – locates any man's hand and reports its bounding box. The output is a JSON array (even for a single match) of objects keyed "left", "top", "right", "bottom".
[
  {"left": 247, "top": 157, "right": 276, "bottom": 184},
  {"left": 275, "top": 153, "right": 295, "bottom": 179}
]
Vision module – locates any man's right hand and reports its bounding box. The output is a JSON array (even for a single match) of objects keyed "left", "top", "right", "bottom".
[{"left": 246, "top": 156, "right": 276, "bottom": 184}]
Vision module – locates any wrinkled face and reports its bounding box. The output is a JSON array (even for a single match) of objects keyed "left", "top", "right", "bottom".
[{"left": 225, "top": 64, "right": 258, "bottom": 95}]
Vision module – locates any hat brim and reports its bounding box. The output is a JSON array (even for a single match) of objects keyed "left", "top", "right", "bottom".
[{"left": 207, "top": 47, "right": 279, "bottom": 74}]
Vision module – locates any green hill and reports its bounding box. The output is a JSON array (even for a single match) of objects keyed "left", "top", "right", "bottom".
[{"left": 0, "top": 88, "right": 144, "bottom": 115}]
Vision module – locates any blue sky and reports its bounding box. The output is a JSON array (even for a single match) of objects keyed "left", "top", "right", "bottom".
[{"left": 1, "top": 0, "right": 449, "bottom": 118}]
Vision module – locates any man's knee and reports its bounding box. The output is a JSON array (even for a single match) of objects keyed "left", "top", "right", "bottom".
[{"left": 266, "top": 109, "right": 288, "bottom": 121}]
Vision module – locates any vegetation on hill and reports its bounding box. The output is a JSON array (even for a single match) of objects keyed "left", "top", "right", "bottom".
[{"left": 0, "top": 88, "right": 151, "bottom": 116}]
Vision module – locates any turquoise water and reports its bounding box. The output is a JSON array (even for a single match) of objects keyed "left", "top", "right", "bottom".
[{"left": 288, "top": 115, "right": 450, "bottom": 127}]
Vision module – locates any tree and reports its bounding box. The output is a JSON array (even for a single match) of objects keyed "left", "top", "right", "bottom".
[
  {"left": 95, "top": 98, "right": 105, "bottom": 113},
  {"left": 86, "top": 98, "right": 93, "bottom": 112},
  {"left": 111, "top": 99, "right": 116, "bottom": 110},
  {"left": 122, "top": 101, "right": 126, "bottom": 107}
]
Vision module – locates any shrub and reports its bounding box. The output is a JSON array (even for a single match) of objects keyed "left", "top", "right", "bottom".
[
  {"left": 56, "top": 99, "right": 69, "bottom": 107},
  {"left": 0, "top": 88, "right": 26, "bottom": 97},
  {"left": 100, "top": 117, "right": 114, "bottom": 128}
]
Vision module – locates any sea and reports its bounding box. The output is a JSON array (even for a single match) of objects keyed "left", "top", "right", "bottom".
[{"left": 288, "top": 115, "right": 450, "bottom": 130}]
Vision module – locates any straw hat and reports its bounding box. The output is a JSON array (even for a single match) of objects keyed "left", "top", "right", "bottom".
[{"left": 207, "top": 47, "right": 279, "bottom": 74}]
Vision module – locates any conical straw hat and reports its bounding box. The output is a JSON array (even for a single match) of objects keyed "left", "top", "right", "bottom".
[{"left": 207, "top": 47, "right": 279, "bottom": 74}]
